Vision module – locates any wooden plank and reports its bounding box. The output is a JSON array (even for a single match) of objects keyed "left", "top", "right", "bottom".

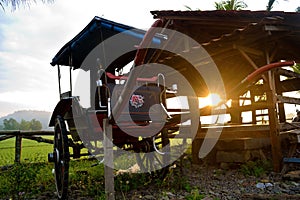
[
  {"left": 176, "top": 123, "right": 300, "bottom": 140},
  {"left": 174, "top": 124, "right": 270, "bottom": 139},
  {"left": 277, "top": 95, "right": 300, "bottom": 105}
]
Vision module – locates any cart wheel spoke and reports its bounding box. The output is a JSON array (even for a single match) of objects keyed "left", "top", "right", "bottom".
[{"left": 135, "top": 134, "right": 170, "bottom": 178}]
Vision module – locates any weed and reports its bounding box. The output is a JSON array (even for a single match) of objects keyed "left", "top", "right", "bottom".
[
  {"left": 0, "top": 159, "right": 54, "bottom": 199},
  {"left": 185, "top": 188, "right": 206, "bottom": 200},
  {"left": 240, "top": 160, "right": 272, "bottom": 177},
  {"left": 115, "top": 172, "right": 148, "bottom": 193}
]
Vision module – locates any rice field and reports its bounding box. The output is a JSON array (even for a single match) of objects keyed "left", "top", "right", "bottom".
[{"left": 0, "top": 137, "right": 53, "bottom": 166}]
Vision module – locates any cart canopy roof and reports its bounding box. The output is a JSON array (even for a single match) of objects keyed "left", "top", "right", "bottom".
[{"left": 50, "top": 17, "right": 147, "bottom": 69}]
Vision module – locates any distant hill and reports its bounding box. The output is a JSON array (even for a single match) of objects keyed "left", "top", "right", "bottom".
[{"left": 0, "top": 110, "right": 53, "bottom": 130}]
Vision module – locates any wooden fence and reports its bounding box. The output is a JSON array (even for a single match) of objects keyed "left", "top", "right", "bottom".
[{"left": 0, "top": 130, "right": 54, "bottom": 163}]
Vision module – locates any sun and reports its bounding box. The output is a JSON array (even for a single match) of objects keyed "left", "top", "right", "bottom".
[{"left": 199, "top": 93, "right": 221, "bottom": 108}]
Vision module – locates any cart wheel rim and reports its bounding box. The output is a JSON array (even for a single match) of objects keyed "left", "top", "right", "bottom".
[{"left": 53, "top": 116, "right": 69, "bottom": 199}]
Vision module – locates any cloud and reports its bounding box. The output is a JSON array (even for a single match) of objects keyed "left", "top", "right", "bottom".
[{"left": 0, "top": 0, "right": 298, "bottom": 116}]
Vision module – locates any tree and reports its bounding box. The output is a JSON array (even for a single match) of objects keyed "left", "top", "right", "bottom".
[
  {"left": 215, "top": 0, "right": 247, "bottom": 10},
  {"left": 3, "top": 118, "right": 19, "bottom": 130},
  {"left": 29, "top": 119, "right": 42, "bottom": 130},
  {"left": 19, "top": 119, "right": 31, "bottom": 130},
  {"left": 2, "top": 118, "right": 42, "bottom": 130},
  {"left": 296, "top": 6, "right": 300, "bottom": 12},
  {"left": 0, "top": 0, "right": 53, "bottom": 11}
]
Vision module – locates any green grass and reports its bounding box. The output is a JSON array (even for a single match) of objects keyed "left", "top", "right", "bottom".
[
  {"left": 0, "top": 137, "right": 53, "bottom": 166},
  {"left": 0, "top": 159, "right": 106, "bottom": 199},
  {"left": 0, "top": 135, "right": 195, "bottom": 199}
]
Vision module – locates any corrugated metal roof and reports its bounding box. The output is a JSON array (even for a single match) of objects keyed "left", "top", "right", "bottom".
[
  {"left": 150, "top": 10, "right": 300, "bottom": 43},
  {"left": 151, "top": 10, "right": 299, "bottom": 21}
]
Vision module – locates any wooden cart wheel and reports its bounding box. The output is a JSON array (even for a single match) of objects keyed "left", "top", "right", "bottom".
[
  {"left": 53, "top": 115, "right": 70, "bottom": 199},
  {"left": 135, "top": 129, "right": 170, "bottom": 179}
]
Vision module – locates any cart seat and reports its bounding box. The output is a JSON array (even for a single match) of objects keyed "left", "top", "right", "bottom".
[
  {"left": 110, "top": 84, "right": 167, "bottom": 123},
  {"left": 96, "top": 72, "right": 168, "bottom": 127}
]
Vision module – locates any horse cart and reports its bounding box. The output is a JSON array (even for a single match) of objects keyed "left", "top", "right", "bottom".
[{"left": 48, "top": 17, "right": 203, "bottom": 199}]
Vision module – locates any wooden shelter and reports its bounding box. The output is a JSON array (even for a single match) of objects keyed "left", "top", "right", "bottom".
[
  {"left": 149, "top": 10, "right": 300, "bottom": 171},
  {"left": 150, "top": 10, "right": 300, "bottom": 96}
]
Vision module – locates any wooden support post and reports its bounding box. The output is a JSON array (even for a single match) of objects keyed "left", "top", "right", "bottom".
[
  {"left": 266, "top": 71, "right": 282, "bottom": 172},
  {"left": 250, "top": 90, "right": 257, "bottom": 124},
  {"left": 15, "top": 133, "right": 22, "bottom": 163},
  {"left": 103, "top": 119, "right": 115, "bottom": 200},
  {"left": 231, "top": 96, "right": 242, "bottom": 124},
  {"left": 192, "top": 139, "right": 202, "bottom": 164},
  {"left": 275, "top": 74, "right": 286, "bottom": 123},
  {"left": 265, "top": 50, "right": 282, "bottom": 172}
]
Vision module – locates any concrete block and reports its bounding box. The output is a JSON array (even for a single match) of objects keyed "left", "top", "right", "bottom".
[
  {"left": 216, "top": 150, "right": 251, "bottom": 163},
  {"left": 216, "top": 138, "right": 270, "bottom": 150}
]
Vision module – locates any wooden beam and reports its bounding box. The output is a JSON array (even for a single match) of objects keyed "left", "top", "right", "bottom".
[
  {"left": 235, "top": 45, "right": 263, "bottom": 56},
  {"left": 0, "top": 135, "right": 14, "bottom": 141},
  {"left": 0, "top": 131, "right": 54, "bottom": 136},
  {"left": 237, "top": 48, "right": 268, "bottom": 82},
  {"left": 200, "top": 102, "right": 269, "bottom": 116},
  {"left": 277, "top": 78, "right": 300, "bottom": 93},
  {"left": 281, "top": 122, "right": 300, "bottom": 130},
  {"left": 22, "top": 136, "right": 53, "bottom": 144},
  {"left": 275, "top": 68, "right": 300, "bottom": 79},
  {"left": 277, "top": 95, "right": 300, "bottom": 105}
]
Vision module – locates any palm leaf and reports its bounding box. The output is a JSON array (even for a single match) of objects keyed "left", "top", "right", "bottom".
[
  {"left": 267, "top": 0, "right": 276, "bottom": 11},
  {"left": 292, "top": 63, "right": 300, "bottom": 74},
  {"left": 215, "top": 0, "right": 247, "bottom": 10},
  {"left": 0, "top": 0, "right": 53, "bottom": 11}
]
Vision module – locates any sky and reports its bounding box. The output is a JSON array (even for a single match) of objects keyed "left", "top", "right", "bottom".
[{"left": 0, "top": 0, "right": 299, "bottom": 117}]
